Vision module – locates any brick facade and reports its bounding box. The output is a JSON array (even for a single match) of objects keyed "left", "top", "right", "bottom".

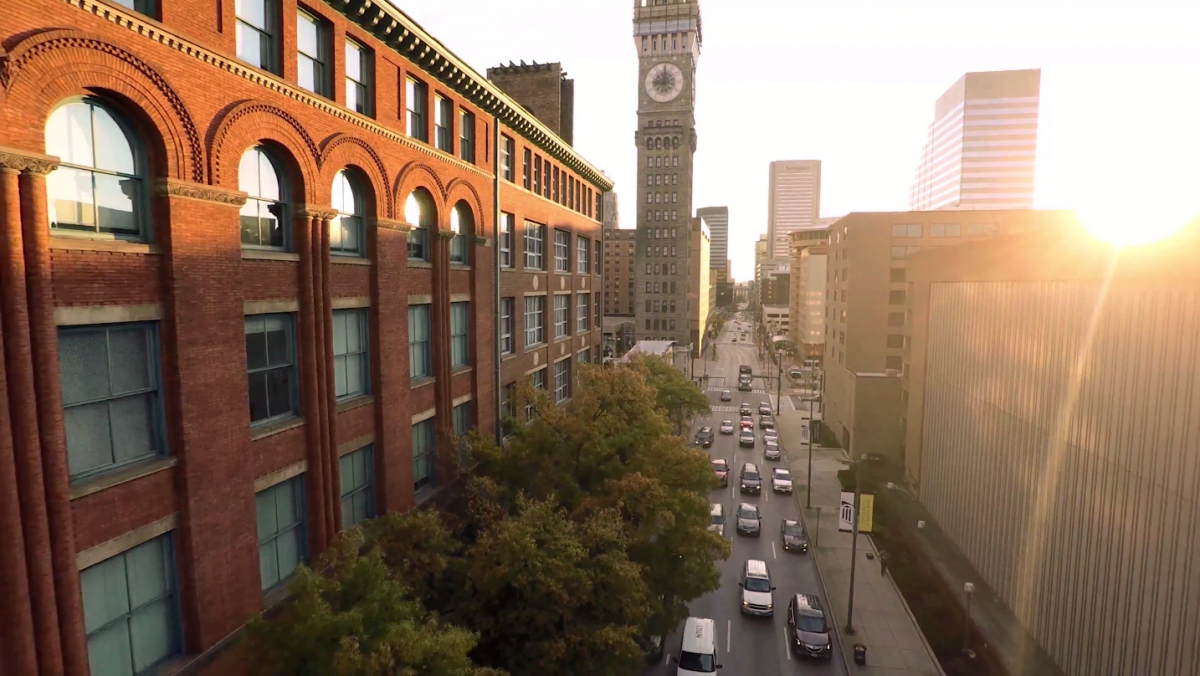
[{"left": 0, "top": 0, "right": 608, "bottom": 674}]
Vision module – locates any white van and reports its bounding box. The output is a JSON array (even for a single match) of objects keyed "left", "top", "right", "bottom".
[{"left": 673, "top": 617, "right": 721, "bottom": 674}]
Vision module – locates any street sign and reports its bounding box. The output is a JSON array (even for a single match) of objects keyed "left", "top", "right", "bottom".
[{"left": 838, "top": 492, "right": 874, "bottom": 533}]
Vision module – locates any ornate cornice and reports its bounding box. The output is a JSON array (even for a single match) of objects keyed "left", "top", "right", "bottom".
[
  {"left": 156, "top": 178, "right": 246, "bottom": 206},
  {"left": 434, "top": 230, "right": 456, "bottom": 241},
  {"left": 374, "top": 218, "right": 412, "bottom": 233},
  {"left": 296, "top": 206, "right": 337, "bottom": 220},
  {"left": 0, "top": 146, "right": 59, "bottom": 174}
]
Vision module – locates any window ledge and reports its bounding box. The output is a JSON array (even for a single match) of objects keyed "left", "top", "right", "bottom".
[
  {"left": 241, "top": 249, "right": 300, "bottom": 262},
  {"left": 332, "top": 256, "right": 372, "bottom": 266},
  {"left": 524, "top": 343, "right": 546, "bottom": 353},
  {"left": 449, "top": 264, "right": 472, "bottom": 271},
  {"left": 408, "top": 260, "right": 433, "bottom": 269},
  {"left": 336, "top": 394, "right": 374, "bottom": 413},
  {"left": 50, "top": 236, "right": 160, "bottom": 255},
  {"left": 554, "top": 335, "right": 572, "bottom": 344},
  {"left": 501, "top": 352, "right": 517, "bottom": 362},
  {"left": 410, "top": 376, "right": 435, "bottom": 390},
  {"left": 249, "top": 417, "right": 305, "bottom": 441},
  {"left": 451, "top": 366, "right": 473, "bottom": 376},
  {"left": 69, "top": 456, "right": 178, "bottom": 501}
]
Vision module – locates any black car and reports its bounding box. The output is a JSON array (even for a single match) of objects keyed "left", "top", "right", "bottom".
[
  {"left": 758, "top": 402, "right": 772, "bottom": 415},
  {"left": 759, "top": 415, "right": 775, "bottom": 429},
  {"left": 781, "top": 519, "right": 809, "bottom": 553},
  {"left": 735, "top": 502, "right": 761, "bottom": 536},
  {"left": 787, "top": 594, "right": 831, "bottom": 658},
  {"left": 695, "top": 426, "right": 714, "bottom": 448},
  {"left": 720, "top": 389, "right": 732, "bottom": 402},
  {"left": 740, "top": 463, "right": 762, "bottom": 494},
  {"left": 738, "top": 430, "right": 755, "bottom": 448},
  {"left": 739, "top": 403, "right": 753, "bottom": 416}
]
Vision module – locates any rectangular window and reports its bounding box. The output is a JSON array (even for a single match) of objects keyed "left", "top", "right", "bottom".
[
  {"left": 526, "top": 369, "right": 546, "bottom": 419},
  {"left": 450, "top": 302, "right": 469, "bottom": 368},
  {"left": 113, "top": 0, "right": 157, "bottom": 17},
  {"left": 458, "top": 109, "right": 475, "bottom": 162},
  {"left": 405, "top": 77, "right": 427, "bottom": 141},
  {"left": 886, "top": 355, "right": 904, "bottom": 371},
  {"left": 344, "top": 40, "right": 372, "bottom": 116},
  {"left": 524, "top": 296, "right": 545, "bottom": 346},
  {"left": 412, "top": 418, "right": 434, "bottom": 491},
  {"left": 500, "top": 297, "right": 514, "bottom": 354},
  {"left": 236, "top": 0, "right": 276, "bottom": 72},
  {"left": 332, "top": 309, "right": 368, "bottom": 400},
  {"left": 552, "top": 166, "right": 560, "bottom": 203},
  {"left": 339, "top": 445, "right": 374, "bottom": 528},
  {"left": 407, "top": 223, "right": 428, "bottom": 261},
  {"left": 594, "top": 292, "right": 600, "bottom": 326},
  {"left": 576, "top": 236, "right": 590, "bottom": 274},
  {"left": 553, "top": 294, "right": 569, "bottom": 338},
  {"left": 887, "top": 334, "right": 905, "bottom": 349},
  {"left": 500, "top": 135, "right": 514, "bottom": 181},
  {"left": 891, "top": 246, "right": 906, "bottom": 259},
  {"left": 553, "top": 359, "right": 570, "bottom": 403},
  {"left": 434, "top": 95, "right": 452, "bottom": 152},
  {"left": 595, "top": 244, "right": 601, "bottom": 274},
  {"left": 408, "top": 304, "right": 431, "bottom": 379},
  {"left": 889, "top": 290, "right": 906, "bottom": 305},
  {"left": 533, "top": 155, "right": 542, "bottom": 194},
  {"left": 890, "top": 267, "right": 906, "bottom": 282},
  {"left": 542, "top": 159, "right": 551, "bottom": 198},
  {"left": 554, "top": 230, "right": 570, "bottom": 272},
  {"left": 256, "top": 476, "right": 306, "bottom": 591},
  {"left": 887, "top": 312, "right": 905, "bottom": 327},
  {"left": 576, "top": 294, "right": 589, "bottom": 332},
  {"left": 296, "top": 12, "right": 328, "bottom": 96},
  {"left": 524, "top": 221, "right": 545, "bottom": 270},
  {"left": 81, "top": 535, "right": 179, "bottom": 675},
  {"left": 500, "top": 382, "right": 515, "bottom": 431},
  {"left": 453, "top": 401, "right": 471, "bottom": 438},
  {"left": 499, "top": 212, "right": 514, "bottom": 267},
  {"left": 59, "top": 323, "right": 162, "bottom": 479},
  {"left": 523, "top": 148, "right": 532, "bottom": 189},
  {"left": 245, "top": 315, "right": 297, "bottom": 425}
]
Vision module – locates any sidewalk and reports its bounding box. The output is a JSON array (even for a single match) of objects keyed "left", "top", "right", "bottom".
[{"left": 776, "top": 409, "right": 944, "bottom": 676}]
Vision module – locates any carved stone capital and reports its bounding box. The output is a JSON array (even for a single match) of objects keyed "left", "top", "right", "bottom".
[
  {"left": 434, "top": 230, "right": 456, "bottom": 241},
  {"left": 156, "top": 178, "right": 247, "bottom": 206},
  {"left": 296, "top": 206, "right": 337, "bottom": 220},
  {"left": 374, "top": 218, "right": 412, "bottom": 233},
  {"left": 0, "top": 146, "right": 59, "bottom": 175},
  {"left": 473, "top": 235, "right": 491, "bottom": 247}
]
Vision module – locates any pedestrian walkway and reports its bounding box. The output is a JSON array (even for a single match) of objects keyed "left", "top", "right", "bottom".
[{"left": 776, "top": 410, "right": 944, "bottom": 676}]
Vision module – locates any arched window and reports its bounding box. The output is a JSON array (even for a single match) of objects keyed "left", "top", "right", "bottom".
[
  {"left": 405, "top": 188, "right": 435, "bottom": 261},
  {"left": 449, "top": 202, "right": 471, "bottom": 264},
  {"left": 654, "top": 137, "right": 662, "bottom": 150},
  {"left": 239, "top": 147, "right": 287, "bottom": 249},
  {"left": 45, "top": 99, "right": 144, "bottom": 239},
  {"left": 330, "top": 170, "right": 364, "bottom": 256}
]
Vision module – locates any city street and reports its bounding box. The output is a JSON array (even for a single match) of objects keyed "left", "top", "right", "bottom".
[{"left": 645, "top": 318, "right": 845, "bottom": 675}]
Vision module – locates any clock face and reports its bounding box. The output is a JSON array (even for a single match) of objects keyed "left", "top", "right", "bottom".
[{"left": 645, "top": 63, "right": 684, "bottom": 103}]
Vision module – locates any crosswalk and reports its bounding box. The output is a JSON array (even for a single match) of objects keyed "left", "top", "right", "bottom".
[
  {"left": 711, "top": 405, "right": 737, "bottom": 413},
  {"left": 705, "top": 387, "right": 768, "bottom": 395}
]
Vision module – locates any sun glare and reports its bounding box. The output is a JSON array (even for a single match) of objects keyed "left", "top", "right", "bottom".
[{"left": 1078, "top": 202, "right": 1195, "bottom": 247}]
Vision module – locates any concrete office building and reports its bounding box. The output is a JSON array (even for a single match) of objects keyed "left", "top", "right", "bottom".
[
  {"left": 909, "top": 69, "right": 1041, "bottom": 211},
  {"left": 696, "top": 206, "right": 729, "bottom": 282},
  {"left": 688, "top": 217, "right": 714, "bottom": 357},
  {"left": 791, "top": 246, "right": 828, "bottom": 360},
  {"left": 822, "top": 209, "right": 1068, "bottom": 459},
  {"left": 602, "top": 228, "right": 637, "bottom": 355},
  {"left": 632, "top": 0, "right": 702, "bottom": 344},
  {"left": 767, "top": 160, "right": 821, "bottom": 258},
  {"left": 603, "top": 188, "right": 620, "bottom": 230},
  {"left": 901, "top": 219, "right": 1200, "bottom": 676}
]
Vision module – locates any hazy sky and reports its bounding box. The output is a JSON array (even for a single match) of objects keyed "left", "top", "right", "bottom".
[{"left": 396, "top": 0, "right": 1200, "bottom": 281}]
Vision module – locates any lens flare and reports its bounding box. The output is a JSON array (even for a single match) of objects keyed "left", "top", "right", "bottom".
[{"left": 1079, "top": 202, "right": 1194, "bottom": 247}]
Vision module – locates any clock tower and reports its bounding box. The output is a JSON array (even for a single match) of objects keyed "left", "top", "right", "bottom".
[{"left": 632, "top": 0, "right": 701, "bottom": 348}]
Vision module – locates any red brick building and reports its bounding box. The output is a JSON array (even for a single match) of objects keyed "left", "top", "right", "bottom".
[{"left": 0, "top": 0, "right": 609, "bottom": 674}]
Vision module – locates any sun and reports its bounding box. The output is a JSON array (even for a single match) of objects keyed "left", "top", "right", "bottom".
[{"left": 1079, "top": 201, "right": 1195, "bottom": 247}]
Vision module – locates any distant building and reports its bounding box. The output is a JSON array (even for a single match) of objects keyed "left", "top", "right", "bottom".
[
  {"left": 791, "top": 245, "right": 827, "bottom": 361},
  {"left": 602, "top": 189, "right": 620, "bottom": 230},
  {"left": 688, "top": 216, "right": 714, "bottom": 357},
  {"left": 902, "top": 218, "right": 1199, "bottom": 676},
  {"left": 822, "top": 209, "right": 1071, "bottom": 461},
  {"left": 909, "top": 69, "right": 1041, "bottom": 210},
  {"left": 487, "top": 60, "right": 575, "bottom": 145},
  {"left": 697, "top": 206, "right": 729, "bottom": 282},
  {"left": 767, "top": 160, "right": 821, "bottom": 258}
]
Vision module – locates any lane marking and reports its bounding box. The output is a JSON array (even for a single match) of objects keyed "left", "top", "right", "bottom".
[
  {"left": 783, "top": 623, "right": 792, "bottom": 660},
  {"left": 727, "top": 620, "right": 732, "bottom": 654},
  {"left": 772, "top": 540, "right": 777, "bottom": 559}
]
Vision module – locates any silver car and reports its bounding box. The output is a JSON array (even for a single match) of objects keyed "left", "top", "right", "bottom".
[
  {"left": 772, "top": 468, "right": 794, "bottom": 493},
  {"left": 764, "top": 440, "right": 781, "bottom": 460}
]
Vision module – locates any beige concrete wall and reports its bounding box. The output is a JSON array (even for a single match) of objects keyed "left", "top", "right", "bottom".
[{"left": 918, "top": 278, "right": 1200, "bottom": 676}]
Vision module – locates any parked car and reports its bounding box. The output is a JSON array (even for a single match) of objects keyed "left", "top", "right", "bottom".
[
  {"left": 740, "top": 463, "right": 762, "bottom": 493},
  {"left": 695, "top": 426, "right": 714, "bottom": 448},
  {"left": 738, "top": 430, "right": 755, "bottom": 448},
  {"left": 720, "top": 389, "right": 732, "bottom": 402},
  {"left": 764, "top": 440, "right": 781, "bottom": 460},
  {"left": 781, "top": 518, "right": 808, "bottom": 553},
  {"left": 771, "top": 468, "right": 793, "bottom": 493},
  {"left": 758, "top": 402, "right": 772, "bottom": 415},
  {"left": 787, "top": 594, "right": 832, "bottom": 658},
  {"left": 735, "top": 502, "right": 761, "bottom": 536},
  {"left": 708, "top": 503, "right": 726, "bottom": 536},
  {"left": 719, "top": 420, "right": 735, "bottom": 435},
  {"left": 711, "top": 458, "right": 730, "bottom": 486}
]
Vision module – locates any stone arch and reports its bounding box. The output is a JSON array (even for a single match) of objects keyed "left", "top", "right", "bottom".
[
  {"left": 393, "top": 161, "right": 447, "bottom": 224},
  {"left": 444, "top": 178, "right": 485, "bottom": 236},
  {"left": 2, "top": 29, "right": 203, "bottom": 182},
  {"left": 318, "top": 134, "right": 391, "bottom": 218},
  {"left": 208, "top": 100, "right": 320, "bottom": 204}
]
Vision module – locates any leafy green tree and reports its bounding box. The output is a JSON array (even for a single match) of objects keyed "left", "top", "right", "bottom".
[
  {"left": 634, "top": 354, "right": 711, "bottom": 435},
  {"left": 241, "top": 533, "right": 498, "bottom": 676}
]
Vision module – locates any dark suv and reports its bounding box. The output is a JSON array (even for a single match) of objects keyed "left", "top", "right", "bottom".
[
  {"left": 739, "top": 463, "right": 762, "bottom": 494},
  {"left": 695, "top": 426, "right": 714, "bottom": 448},
  {"left": 787, "top": 594, "right": 831, "bottom": 659}
]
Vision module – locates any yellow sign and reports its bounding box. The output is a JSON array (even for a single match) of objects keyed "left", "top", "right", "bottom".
[{"left": 858, "top": 494, "right": 874, "bottom": 534}]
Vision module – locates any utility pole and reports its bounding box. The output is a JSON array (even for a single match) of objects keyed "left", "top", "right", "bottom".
[
  {"left": 806, "top": 397, "right": 814, "bottom": 508},
  {"left": 775, "top": 353, "right": 782, "bottom": 415},
  {"left": 845, "top": 460, "right": 862, "bottom": 634}
]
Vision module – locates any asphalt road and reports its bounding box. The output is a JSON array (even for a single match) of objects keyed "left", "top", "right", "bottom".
[{"left": 644, "top": 318, "right": 845, "bottom": 676}]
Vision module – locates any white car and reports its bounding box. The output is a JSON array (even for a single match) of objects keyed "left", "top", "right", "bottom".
[
  {"left": 708, "top": 503, "right": 726, "bottom": 536},
  {"left": 762, "top": 429, "right": 779, "bottom": 443},
  {"left": 772, "top": 468, "right": 794, "bottom": 493},
  {"left": 719, "top": 420, "right": 735, "bottom": 435},
  {"left": 764, "top": 440, "right": 781, "bottom": 460}
]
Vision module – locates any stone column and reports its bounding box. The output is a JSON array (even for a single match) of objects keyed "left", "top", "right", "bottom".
[
  {"left": 370, "top": 218, "right": 411, "bottom": 513},
  {"left": 295, "top": 208, "right": 328, "bottom": 555},
  {"left": 316, "top": 211, "right": 340, "bottom": 537},
  {"left": 0, "top": 159, "right": 40, "bottom": 676},
  {"left": 432, "top": 229, "right": 455, "bottom": 483}
]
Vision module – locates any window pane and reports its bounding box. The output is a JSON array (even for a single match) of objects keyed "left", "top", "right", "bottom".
[
  {"left": 265, "top": 368, "right": 292, "bottom": 418},
  {"left": 345, "top": 82, "right": 359, "bottom": 114},
  {"left": 81, "top": 555, "right": 130, "bottom": 633},
  {"left": 238, "top": 150, "right": 260, "bottom": 196},
  {"left": 275, "top": 527, "right": 301, "bottom": 580},
  {"left": 345, "top": 43, "right": 362, "bottom": 81},
  {"left": 236, "top": 0, "right": 267, "bottom": 29},
  {"left": 258, "top": 542, "right": 279, "bottom": 591},
  {"left": 264, "top": 318, "right": 290, "bottom": 366},
  {"left": 46, "top": 103, "right": 94, "bottom": 167},
  {"left": 93, "top": 174, "right": 138, "bottom": 234},
  {"left": 87, "top": 623, "right": 134, "bottom": 676},
  {"left": 108, "top": 327, "right": 151, "bottom": 395},
  {"left": 130, "top": 597, "right": 174, "bottom": 673},
  {"left": 92, "top": 106, "right": 136, "bottom": 175},
  {"left": 59, "top": 330, "right": 110, "bottom": 404},
  {"left": 109, "top": 394, "right": 154, "bottom": 463},
  {"left": 236, "top": 22, "right": 264, "bottom": 66},
  {"left": 296, "top": 15, "right": 318, "bottom": 56},
  {"left": 297, "top": 55, "right": 316, "bottom": 92},
  {"left": 126, "top": 539, "right": 169, "bottom": 607},
  {"left": 255, "top": 491, "right": 277, "bottom": 541},
  {"left": 46, "top": 166, "right": 96, "bottom": 231},
  {"left": 65, "top": 403, "right": 114, "bottom": 476}
]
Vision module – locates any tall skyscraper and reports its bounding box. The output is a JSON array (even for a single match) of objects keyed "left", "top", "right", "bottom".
[
  {"left": 633, "top": 0, "right": 702, "bottom": 345},
  {"left": 696, "top": 206, "right": 728, "bottom": 282},
  {"left": 909, "top": 69, "right": 1041, "bottom": 210},
  {"left": 767, "top": 160, "right": 822, "bottom": 258}
]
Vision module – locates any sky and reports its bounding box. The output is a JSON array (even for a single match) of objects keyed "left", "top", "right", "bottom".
[{"left": 394, "top": 0, "right": 1200, "bottom": 282}]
